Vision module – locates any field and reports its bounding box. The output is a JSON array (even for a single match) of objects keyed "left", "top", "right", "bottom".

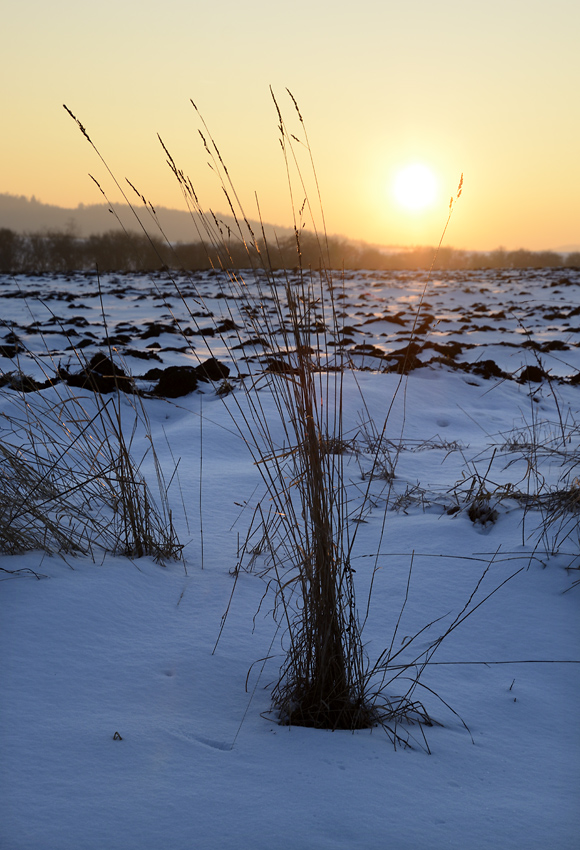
[{"left": 1, "top": 267, "right": 579, "bottom": 849}]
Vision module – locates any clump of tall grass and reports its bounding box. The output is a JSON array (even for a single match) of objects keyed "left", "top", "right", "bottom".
[
  {"left": 0, "top": 338, "right": 181, "bottom": 563},
  {"left": 64, "top": 93, "right": 491, "bottom": 743}
]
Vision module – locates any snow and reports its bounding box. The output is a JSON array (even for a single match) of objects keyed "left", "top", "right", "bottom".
[{"left": 1, "top": 268, "right": 579, "bottom": 849}]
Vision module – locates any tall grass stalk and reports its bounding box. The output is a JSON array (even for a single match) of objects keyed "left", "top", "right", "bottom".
[{"left": 64, "top": 92, "right": 473, "bottom": 737}]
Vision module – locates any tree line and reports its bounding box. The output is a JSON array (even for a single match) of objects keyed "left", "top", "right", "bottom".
[{"left": 0, "top": 227, "right": 578, "bottom": 273}]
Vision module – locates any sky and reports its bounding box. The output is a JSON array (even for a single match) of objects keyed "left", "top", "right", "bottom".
[{"left": 2, "top": 0, "right": 579, "bottom": 251}]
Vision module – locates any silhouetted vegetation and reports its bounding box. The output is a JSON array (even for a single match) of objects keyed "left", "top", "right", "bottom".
[{"left": 0, "top": 226, "right": 578, "bottom": 273}]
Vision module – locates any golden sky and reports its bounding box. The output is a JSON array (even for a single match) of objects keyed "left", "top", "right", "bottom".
[{"left": 3, "top": 0, "right": 579, "bottom": 250}]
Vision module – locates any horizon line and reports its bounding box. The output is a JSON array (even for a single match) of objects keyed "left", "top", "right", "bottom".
[{"left": 1, "top": 192, "right": 579, "bottom": 255}]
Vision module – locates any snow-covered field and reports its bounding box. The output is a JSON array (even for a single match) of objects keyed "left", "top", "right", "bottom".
[{"left": 1, "top": 268, "right": 579, "bottom": 849}]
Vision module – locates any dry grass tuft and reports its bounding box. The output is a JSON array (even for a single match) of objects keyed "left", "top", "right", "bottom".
[
  {"left": 60, "top": 90, "right": 578, "bottom": 749},
  {"left": 0, "top": 339, "right": 181, "bottom": 564}
]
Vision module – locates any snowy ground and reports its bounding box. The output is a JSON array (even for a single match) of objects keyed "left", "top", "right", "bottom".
[{"left": 1, "top": 269, "right": 579, "bottom": 849}]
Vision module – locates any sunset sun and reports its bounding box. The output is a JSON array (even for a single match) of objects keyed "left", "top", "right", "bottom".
[{"left": 392, "top": 163, "right": 438, "bottom": 211}]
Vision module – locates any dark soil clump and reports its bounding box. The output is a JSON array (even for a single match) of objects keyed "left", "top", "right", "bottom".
[
  {"left": 150, "top": 358, "right": 230, "bottom": 397},
  {"left": 59, "top": 353, "right": 135, "bottom": 394},
  {"left": 519, "top": 364, "right": 548, "bottom": 383},
  {"left": 152, "top": 366, "right": 198, "bottom": 398}
]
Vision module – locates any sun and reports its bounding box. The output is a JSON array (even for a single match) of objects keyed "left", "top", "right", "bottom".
[{"left": 392, "top": 163, "right": 438, "bottom": 211}]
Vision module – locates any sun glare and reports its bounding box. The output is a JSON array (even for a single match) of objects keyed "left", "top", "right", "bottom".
[{"left": 392, "top": 164, "right": 438, "bottom": 211}]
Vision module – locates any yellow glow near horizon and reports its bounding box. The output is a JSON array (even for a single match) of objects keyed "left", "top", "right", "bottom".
[
  {"left": 1, "top": 0, "right": 580, "bottom": 251},
  {"left": 392, "top": 164, "right": 438, "bottom": 212}
]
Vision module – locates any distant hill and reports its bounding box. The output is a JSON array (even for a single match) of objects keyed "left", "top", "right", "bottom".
[{"left": 0, "top": 193, "right": 294, "bottom": 243}]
